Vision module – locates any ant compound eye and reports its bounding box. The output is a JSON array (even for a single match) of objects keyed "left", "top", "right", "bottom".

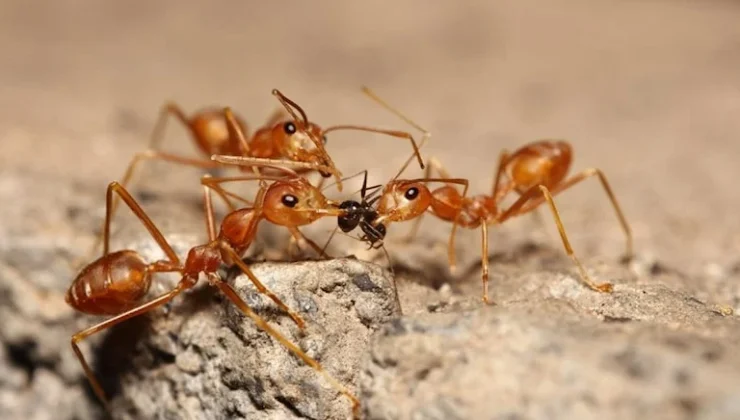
[
  {"left": 404, "top": 187, "right": 420, "bottom": 200},
  {"left": 322, "top": 135, "right": 328, "bottom": 144},
  {"left": 319, "top": 170, "right": 332, "bottom": 178},
  {"left": 281, "top": 194, "right": 298, "bottom": 208},
  {"left": 283, "top": 122, "right": 297, "bottom": 135}
]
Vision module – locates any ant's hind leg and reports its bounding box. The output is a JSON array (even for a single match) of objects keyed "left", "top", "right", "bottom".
[
  {"left": 72, "top": 152, "right": 222, "bottom": 271},
  {"left": 517, "top": 168, "right": 633, "bottom": 261},
  {"left": 536, "top": 185, "right": 613, "bottom": 293},
  {"left": 220, "top": 245, "right": 307, "bottom": 330},
  {"left": 479, "top": 222, "right": 495, "bottom": 305},
  {"left": 71, "top": 277, "right": 190, "bottom": 409},
  {"left": 148, "top": 102, "right": 190, "bottom": 150},
  {"left": 498, "top": 185, "right": 613, "bottom": 293},
  {"left": 209, "top": 274, "right": 360, "bottom": 417}
]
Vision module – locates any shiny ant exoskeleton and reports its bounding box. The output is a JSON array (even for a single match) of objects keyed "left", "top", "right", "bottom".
[
  {"left": 67, "top": 159, "right": 369, "bottom": 417},
  {"left": 80, "top": 89, "right": 426, "bottom": 269},
  {"left": 350, "top": 87, "right": 634, "bottom": 304},
  {"left": 336, "top": 171, "right": 387, "bottom": 249}
]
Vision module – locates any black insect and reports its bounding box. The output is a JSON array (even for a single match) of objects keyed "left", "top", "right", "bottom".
[{"left": 336, "top": 171, "right": 386, "bottom": 249}]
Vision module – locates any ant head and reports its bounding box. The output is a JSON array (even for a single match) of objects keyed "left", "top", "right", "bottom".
[
  {"left": 337, "top": 200, "right": 363, "bottom": 232},
  {"left": 262, "top": 178, "right": 332, "bottom": 227},
  {"left": 270, "top": 121, "right": 333, "bottom": 177},
  {"left": 375, "top": 180, "right": 432, "bottom": 223},
  {"left": 271, "top": 89, "right": 338, "bottom": 180}
]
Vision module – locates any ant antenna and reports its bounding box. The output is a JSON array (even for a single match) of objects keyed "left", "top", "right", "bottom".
[
  {"left": 392, "top": 130, "right": 430, "bottom": 181},
  {"left": 357, "top": 169, "right": 383, "bottom": 200},
  {"left": 321, "top": 169, "right": 373, "bottom": 193},
  {"left": 359, "top": 86, "right": 432, "bottom": 181},
  {"left": 272, "top": 89, "right": 309, "bottom": 125},
  {"left": 319, "top": 226, "right": 339, "bottom": 257},
  {"left": 361, "top": 86, "right": 426, "bottom": 133}
]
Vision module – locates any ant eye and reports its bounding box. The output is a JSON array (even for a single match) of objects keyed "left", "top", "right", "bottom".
[
  {"left": 404, "top": 187, "right": 420, "bottom": 200},
  {"left": 281, "top": 194, "right": 298, "bottom": 208},
  {"left": 322, "top": 135, "right": 328, "bottom": 144},
  {"left": 283, "top": 122, "right": 297, "bottom": 135}
]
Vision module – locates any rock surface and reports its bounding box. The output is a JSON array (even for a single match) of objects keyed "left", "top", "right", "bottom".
[
  {"left": 111, "top": 258, "right": 399, "bottom": 420},
  {"left": 2, "top": 1, "right": 740, "bottom": 420},
  {"left": 362, "top": 264, "right": 740, "bottom": 420}
]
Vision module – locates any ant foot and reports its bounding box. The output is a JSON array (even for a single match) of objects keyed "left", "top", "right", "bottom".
[
  {"left": 289, "top": 313, "right": 307, "bottom": 330},
  {"left": 593, "top": 282, "right": 614, "bottom": 293},
  {"left": 449, "top": 264, "right": 458, "bottom": 275},
  {"left": 482, "top": 295, "right": 496, "bottom": 306},
  {"left": 619, "top": 253, "right": 634, "bottom": 265}
]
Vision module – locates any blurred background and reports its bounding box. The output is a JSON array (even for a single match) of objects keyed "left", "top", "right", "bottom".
[
  {"left": 1, "top": 1, "right": 739, "bottom": 273},
  {"left": 1, "top": 1, "right": 740, "bottom": 417}
]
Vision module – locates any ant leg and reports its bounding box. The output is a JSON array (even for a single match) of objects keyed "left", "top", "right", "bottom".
[
  {"left": 212, "top": 155, "right": 337, "bottom": 180},
  {"left": 497, "top": 185, "right": 613, "bottom": 293},
  {"left": 209, "top": 274, "right": 360, "bottom": 417},
  {"left": 71, "top": 274, "right": 191, "bottom": 408},
  {"left": 219, "top": 244, "right": 306, "bottom": 329},
  {"left": 223, "top": 107, "right": 254, "bottom": 173},
  {"left": 479, "top": 222, "right": 494, "bottom": 305},
  {"left": 76, "top": 152, "right": 223, "bottom": 269},
  {"left": 288, "top": 227, "right": 331, "bottom": 259},
  {"left": 148, "top": 102, "right": 190, "bottom": 150},
  {"left": 319, "top": 227, "right": 340, "bottom": 258},
  {"left": 517, "top": 168, "right": 633, "bottom": 260},
  {"left": 202, "top": 176, "right": 218, "bottom": 241},
  {"left": 101, "top": 182, "right": 181, "bottom": 264}
]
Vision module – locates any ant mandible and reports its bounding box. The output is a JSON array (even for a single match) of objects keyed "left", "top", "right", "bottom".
[
  {"left": 66, "top": 161, "right": 363, "bottom": 417},
  {"left": 353, "top": 87, "right": 633, "bottom": 304}
]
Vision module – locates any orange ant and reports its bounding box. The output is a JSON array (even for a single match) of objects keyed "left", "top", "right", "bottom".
[
  {"left": 347, "top": 87, "right": 633, "bottom": 304},
  {"left": 66, "top": 160, "right": 371, "bottom": 417},
  {"left": 84, "top": 88, "right": 425, "bottom": 265}
]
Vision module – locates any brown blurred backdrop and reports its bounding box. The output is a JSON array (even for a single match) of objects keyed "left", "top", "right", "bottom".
[{"left": 1, "top": 0, "right": 739, "bottom": 279}]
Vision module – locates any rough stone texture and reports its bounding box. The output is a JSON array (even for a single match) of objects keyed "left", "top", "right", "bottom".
[
  {"left": 2, "top": 1, "right": 740, "bottom": 420},
  {"left": 361, "top": 256, "right": 740, "bottom": 420},
  {"left": 0, "top": 169, "right": 399, "bottom": 420},
  {"left": 111, "top": 259, "right": 399, "bottom": 420}
]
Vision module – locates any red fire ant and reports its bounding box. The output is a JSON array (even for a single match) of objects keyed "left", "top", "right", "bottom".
[
  {"left": 66, "top": 159, "right": 376, "bottom": 417},
  {"left": 82, "top": 88, "right": 425, "bottom": 267},
  {"left": 346, "top": 87, "right": 633, "bottom": 304}
]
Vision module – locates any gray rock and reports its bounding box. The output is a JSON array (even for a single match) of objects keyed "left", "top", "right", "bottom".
[
  {"left": 111, "top": 258, "right": 400, "bottom": 420},
  {"left": 360, "top": 266, "right": 740, "bottom": 420}
]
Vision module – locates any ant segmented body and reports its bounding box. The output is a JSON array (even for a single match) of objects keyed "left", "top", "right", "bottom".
[
  {"left": 352, "top": 88, "right": 634, "bottom": 304},
  {"left": 82, "top": 89, "right": 426, "bottom": 268},
  {"left": 336, "top": 172, "right": 387, "bottom": 249},
  {"left": 67, "top": 160, "right": 365, "bottom": 417}
]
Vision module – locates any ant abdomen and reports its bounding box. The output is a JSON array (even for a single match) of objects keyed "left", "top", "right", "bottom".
[
  {"left": 65, "top": 250, "right": 152, "bottom": 316},
  {"left": 505, "top": 140, "right": 572, "bottom": 193},
  {"left": 189, "top": 109, "right": 248, "bottom": 157}
]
